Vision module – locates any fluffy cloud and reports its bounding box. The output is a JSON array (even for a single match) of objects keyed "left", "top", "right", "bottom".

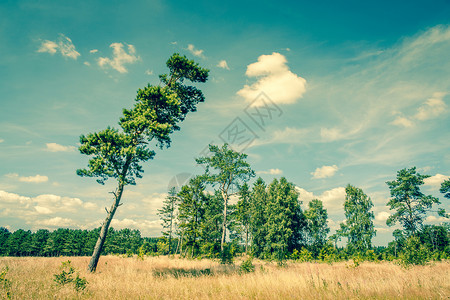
[
  {"left": 375, "top": 211, "right": 390, "bottom": 222},
  {"left": 34, "top": 217, "right": 74, "bottom": 227},
  {"left": 311, "top": 165, "right": 339, "bottom": 179},
  {"left": 45, "top": 143, "right": 76, "bottom": 152},
  {"left": 237, "top": 52, "right": 306, "bottom": 106},
  {"left": 0, "top": 138, "right": 4, "bottom": 143},
  {"left": 415, "top": 92, "right": 447, "bottom": 120},
  {"left": 6, "top": 173, "right": 48, "bottom": 183},
  {"left": 98, "top": 43, "right": 140, "bottom": 73},
  {"left": 256, "top": 168, "right": 283, "bottom": 175},
  {"left": 425, "top": 215, "right": 449, "bottom": 222},
  {"left": 111, "top": 218, "right": 160, "bottom": 232},
  {"left": 297, "top": 186, "right": 346, "bottom": 216},
  {"left": 90, "top": 49, "right": 98, "bottom": 54},
  {"left": 391, "top": 92, "right": 447, "bottom": 127},
  {"left": 37, "top": 34, "right": 80, "bottom": 60},
  {"left": 187, "top": 44, "right": 204, "bottom": 57},
  {"left": 217, "top": 60, "right": 230, "bottom": 69},
  {"left": 424, "top": 173, "right": 448, "bottom": 188},
  {"left": 250, "top": 127, "right": 311, "bottom": 148},
  {"left": 390, "top": 116, "right": 414, "bottom": 128}
]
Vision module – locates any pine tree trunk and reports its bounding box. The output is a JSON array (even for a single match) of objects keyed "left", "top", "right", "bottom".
[
  {"left": 220, "top": 192, "right": 228, "bottom": 252},
  {"left": 245, "top": 225, "right": 249, "bottom": 254},
  {"left": 87, "top": 182, "right": 124, "bottom": 272}
]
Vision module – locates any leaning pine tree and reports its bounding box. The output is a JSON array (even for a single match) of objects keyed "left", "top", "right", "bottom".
[{"left": 77, "top": 53, "right": 209, "bottom": 272}]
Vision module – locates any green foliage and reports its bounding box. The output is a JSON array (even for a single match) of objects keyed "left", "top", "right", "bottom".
[
  {"left": 386, "top": 167, "right": 442, "bottom": 236},
  {"left": 339, "top": 184, "right": 375, "bottom": 255},
  {"left": 319, "top": 243, "right": 338, "bottom": 264},
  {"left": 0, "top": 266, "right": 12, "bottom": 300},
  {"left": 196, "top": 143, "right": 255, "bottom": 251},
  {"left": 399, "top": 236, "right": 430, "bottom": 266},
  {"left": 158, "top": 187, "right": 178, "bottom": 254},
  {"left": 54, "top": 261, "right": 88, "bottom": 292},
  {"left": 249, "top": 178, "right": 269, "bottom": 258},
  {"left": 365, "top": 249, "right": 378, "bottom": 261},
  {"left": 239, "top": 257, "right": 255, "bottom": 274},
  {"left": 440, "top": 178, "right": 450, "bottom": 199},
  {"left": 264, "top": 177, "right": 304, "bottom": 263},
  {"left": 219, "top": 243, "right": 234, "bottom": 265},
  {"left": 292, "top": 248, "right": 314, "bottom": 262},
  {"left": 304, "top": 199, "right": 329, "bottom": 254},
  {"left": 77, "top": 53, "right": 209, "bottom": 271}
]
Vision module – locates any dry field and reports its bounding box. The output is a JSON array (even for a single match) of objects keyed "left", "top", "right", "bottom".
[{"left": 0, "top": 255, "right": 449, "bottom": 299}]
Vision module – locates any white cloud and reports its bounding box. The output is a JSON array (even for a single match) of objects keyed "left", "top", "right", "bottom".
[
  {"left": 250, "top": 127, "right": 311, "bottom": 148},
  {"left": 0, "top": 190, "right": 30, "bottom": 204},
  {"left": 45, "top": 142, "right": 76, "bottom": 152},
  {"left": 90, "top": 49, "right": 98, "bottom": 54},
  {"left": 37, "top": 34, "right": 80, "bottom": 60},
  {"left": 414, "top": 92, "right": 447, "bottom": 120},
  {"left": 375, "top": 211, "right": 390, "bottom": 222},
  {"left": 0, "top": 189, "right": 93, "bottom": 219},
  {"left": 111, "top": 218, "right": 160, "bottom": 232},
  {"left": 145, "top": 69, "right": 153, "bottom": 75},
  {"left": 0, "top": 138, "right": 4, "bottom": 143},
  {"left": 295, "top": 187, "right": 315, "bottom": 203},
  {"left": 84, "top": 61, "right": 91, "bottom": 66},
  {"left": 297, "top": 186, "right": 346, "bottom": 215},
  {"left": 6, "top": 173, "right": 48, "bottom": 183},
  {"left": 237, "top": 52, "right": 307, "bottom": 106},
  {"left": 98, "top": 43, "right": 140, "bottom": 73},
  {"left": 37, "top": 40, "right": 58, "bottom": 54},
  {"left": 217, "top": 60, "right": 230, "bottom": 69},
  {"left": 187, "top": 44, "right": 204, "bottom": 57},
  {"left": 311, "top": 165, "right": 339, "bottom": 179},
  {"left": 256, "top": 168, "right": 283, "bottom": 175},
  {"left": 391, "top": 92, "right": 447, "bottom": 127},
  {"left": 390, "top": 116, "right": 414, "bottom": 128},
  {"left": 34, "top": 206, "right": 53, "bottom": 214},
  {"left": 35, "top": 217, "right": 74, "bottom": 227},
  {"left": 424, "top": 173, "right": 449, "bottom": 188},
  {"left": 320, "top": 127, "right": 345, "bottom": 141},
  {"left": 425, "top": 215, "right": 449, "bottom": 222}
]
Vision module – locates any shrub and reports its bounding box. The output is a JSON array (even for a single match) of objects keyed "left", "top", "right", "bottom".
[
  {"left": 399, "top": 236, "right": 430, "bottom": 266},
  {"left": 239, "top": 257, "right": 255, "bottom": 274},
  {"left": 54, "top": 261, "right": 88, "bottom": 292},
  {"left": 0, "top": 267, "right": 12, "bottom": 300}
]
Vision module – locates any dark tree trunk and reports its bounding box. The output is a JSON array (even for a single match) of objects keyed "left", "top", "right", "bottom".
[{"left": 87, "top": 182, "right": 124, "bottom": 272}]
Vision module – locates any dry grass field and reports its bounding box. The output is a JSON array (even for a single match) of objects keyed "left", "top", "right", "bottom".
[{"left": 0, "top": 255, "right": 449, "bottom": 299}]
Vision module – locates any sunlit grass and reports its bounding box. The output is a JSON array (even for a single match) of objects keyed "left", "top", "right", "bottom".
[{"left": 0, "top": 256, "right": 449, "bottom": 299}]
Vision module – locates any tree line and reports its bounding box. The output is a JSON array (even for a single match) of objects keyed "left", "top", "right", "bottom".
[
  {"left": 158, "top": 144, "right": 450, "bottom": 264},
  {"left": 1, "top": 153, "right": 448, "bottom": 265},
  {"left": 0, "top": 227, "right": 159, "bottom": 257}
]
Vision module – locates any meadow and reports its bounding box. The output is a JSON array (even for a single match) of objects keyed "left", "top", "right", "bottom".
[{"left": 1, "top": 256, "right": 449, "bottom": 299}]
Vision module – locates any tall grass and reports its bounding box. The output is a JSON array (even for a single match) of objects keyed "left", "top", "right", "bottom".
[{"left": 0, "top": 256, "right": 448, "bottom": 299}]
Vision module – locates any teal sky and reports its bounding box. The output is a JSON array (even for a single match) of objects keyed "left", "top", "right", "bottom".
[{"left": 1, "top": 0, "right": 449, "bottom": 245}]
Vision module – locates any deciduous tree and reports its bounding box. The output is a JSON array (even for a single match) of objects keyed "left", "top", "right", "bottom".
[
  {"left": 196, "top": 144, "right": 254, "bottom": 252},
  {"left": 339, "top": 184, "right": 375, "bottom": 254}
]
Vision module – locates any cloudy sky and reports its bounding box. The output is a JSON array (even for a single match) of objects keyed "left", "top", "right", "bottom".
[{"left": 1, "top": 0, "right": 449, "bottom": 245}]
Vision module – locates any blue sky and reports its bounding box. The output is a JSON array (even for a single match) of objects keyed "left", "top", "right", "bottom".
[{"left": 1, "top": 0, "right": 449, "bottom": 245}]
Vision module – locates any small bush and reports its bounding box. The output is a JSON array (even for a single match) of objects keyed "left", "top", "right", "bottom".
[
  {"left": 54, "top": 260, "right": 88, "bottom": 292},
  {"left": 0, "top": 267, "right": 12, "bottom": 300},
  {"left": 240, "top": 257, "right": 255, "bottom": 274},
  {"left": 399, "top": 236, "right": 430, "bottom": 267},
  {"left": 220, "top": 243, "right": 234, "bottom": 265}
]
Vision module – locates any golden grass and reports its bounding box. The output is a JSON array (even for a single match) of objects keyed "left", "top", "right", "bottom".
[{"left": 1, "top": 255, "right": 449, "bottom": 299}]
